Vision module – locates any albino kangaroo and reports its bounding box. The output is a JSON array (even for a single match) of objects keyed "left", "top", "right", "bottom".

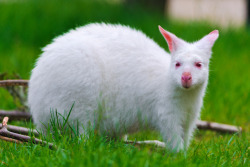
[{"left": 28, "top": 23, "right": 219, "bottom": 152}]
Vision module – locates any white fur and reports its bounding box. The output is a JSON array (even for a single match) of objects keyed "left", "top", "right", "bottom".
[{"left": 28, "top": 23, "right": 218, "bottom": 151}]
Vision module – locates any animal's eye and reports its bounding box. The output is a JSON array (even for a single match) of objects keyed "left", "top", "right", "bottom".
[
  {"left": 175, "top": 62, "right": 181, "bottom": 68},
  {"left": 195, "top": 62, "right": 202, "bottom": 68}
]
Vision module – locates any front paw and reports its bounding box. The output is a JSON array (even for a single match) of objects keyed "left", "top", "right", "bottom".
[
  {"left": 166, "top": 138, "right": 184, "bottom": 152},
  {"left": 174, "top": 141, "right": 184, "bottom": 152}
]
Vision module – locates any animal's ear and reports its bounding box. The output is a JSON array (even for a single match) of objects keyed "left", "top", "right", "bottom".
[
  {"left": 158, "top": 25, "right": 185, "bottom": 53},
  {"left": 196, "top": 30, "right": 219, "bottom": 51}
]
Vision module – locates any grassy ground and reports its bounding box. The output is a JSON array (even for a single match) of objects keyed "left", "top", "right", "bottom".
[{"left": 0, "top": 0, "right": 249, "bottom": 166}]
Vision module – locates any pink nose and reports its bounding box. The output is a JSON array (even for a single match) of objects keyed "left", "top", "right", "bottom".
[
  {"left": 181, "top": 72, "right": 192, "bottom": 82},
  {"left": 181, "top": 72, "right": 192, "bottom": 88}
]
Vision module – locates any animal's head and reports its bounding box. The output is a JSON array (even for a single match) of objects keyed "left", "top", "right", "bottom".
[{"left": 159, "top": 26, "right": 219, "bottom": 90}]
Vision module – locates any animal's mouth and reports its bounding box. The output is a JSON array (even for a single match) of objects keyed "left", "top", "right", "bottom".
[{"left": 181, "top": 81, "right": 192, "bottom": 89}]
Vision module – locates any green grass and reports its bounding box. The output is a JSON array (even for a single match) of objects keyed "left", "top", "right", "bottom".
[{"left": 0, "top": 0, "right": 249, "bottom": 166}]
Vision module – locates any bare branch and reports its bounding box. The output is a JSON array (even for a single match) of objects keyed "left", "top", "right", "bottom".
[
  {"left": 0, "top": 110, "right": 32, "bottom": 121},
  {"left": 0, "top": 124, "right": 39, "bottom": 137},
  {"left": 0, "top": 135, "right": 23, "bottom": 143},
  {"left": 0, "top": 80, "right": 28, "bottom": 87},
  {"left": 0, "top": 128, "right": 55, "bottom": 149},
  {"left": 0, "top": 117, "right": 56, "bottom": 150},
  {"left": 0, "top": 80, "right": 28, "bottom": 111},
  {"left": 196, "top": 120, "right": 242, "bottom": 134}
]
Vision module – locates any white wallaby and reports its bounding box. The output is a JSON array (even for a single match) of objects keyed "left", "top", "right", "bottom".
[{"left": 28, "top": 23, "right": 219, "bottom": 152}]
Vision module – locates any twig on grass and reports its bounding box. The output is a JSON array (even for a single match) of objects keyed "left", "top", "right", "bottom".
[
  {"left": 196, "top": 120, "right": 242, "bottom": 134},
  {"left": 0, "top": 123, "right": 39, "bottom": 137},
  {"left": 0, "top": 117, "right": 56, "bottom": 150},
  {"left": 0, "top": 135, "right": 23, "bottom": 143},
  {"left": 0, "top": 117, "right": 22, "bottom": 143}
]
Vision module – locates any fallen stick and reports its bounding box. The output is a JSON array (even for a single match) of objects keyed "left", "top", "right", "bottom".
[
  {"left": 0, "top": 124, "right": 39, "bottom": 137},
  {"left": 196, "top": 120, "right": 242, "bottom": 134},
  {"left": 0, "top": 110, "right": 32, "bottom": 121},
  {"left": 0, "top": 117, "right": 23, "bottom": 143},
  {"left": 0, "top": 135, "right": 23, "bottom": 143},
  {"left": 0, "top": 80, "right": 29, "bottom": 87},
  {"left": 0, "top": 117, "right": 56, "bottom": 150}
]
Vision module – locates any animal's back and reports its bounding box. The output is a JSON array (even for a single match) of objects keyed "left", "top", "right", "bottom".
[{"left": 28, "top": 23, "right": 170, "bottom": 133}]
